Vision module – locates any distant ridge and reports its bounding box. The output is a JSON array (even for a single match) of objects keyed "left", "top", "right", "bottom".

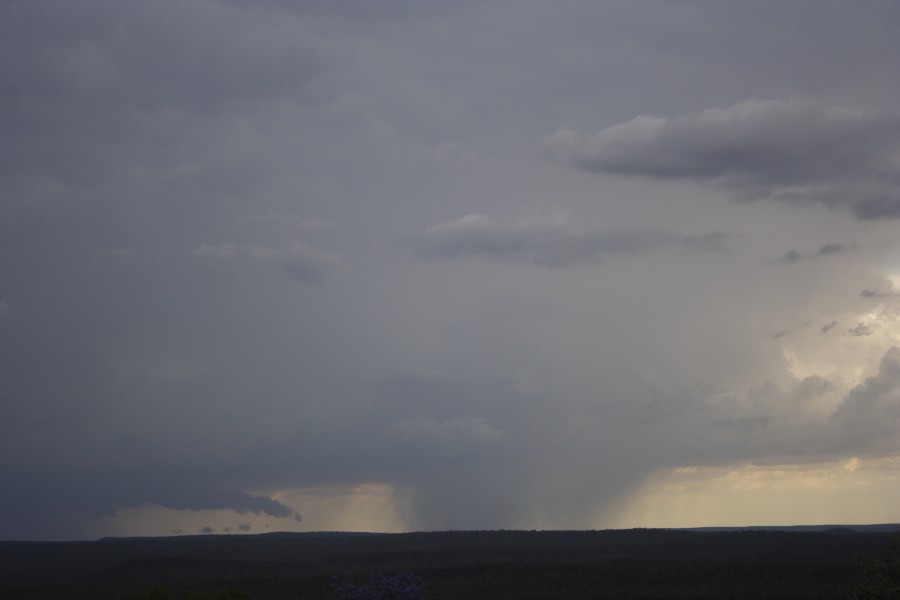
[
  {"left": 96, "top": 531, "right": 385, "bottom": 542},
  {"left": 92, "top": 524, "right": 900, "bottom": 543},
  {"left": 9, "top": 527, "right": 900, "bottom": 598}
]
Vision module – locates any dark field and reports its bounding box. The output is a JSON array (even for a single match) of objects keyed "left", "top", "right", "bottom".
[{"left": 2, "top": 528, "right": 899, "bottom": 599}]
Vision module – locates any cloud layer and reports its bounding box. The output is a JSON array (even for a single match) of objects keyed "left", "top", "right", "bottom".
[{"left": 3, "top": 1, "right": 900, "bottom": 539}]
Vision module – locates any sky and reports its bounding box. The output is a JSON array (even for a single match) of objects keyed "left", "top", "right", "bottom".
[{"left": 3, "top": 0, "right": 900, "bottom": 541}]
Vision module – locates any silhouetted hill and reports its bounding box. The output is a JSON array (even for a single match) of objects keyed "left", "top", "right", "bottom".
[
  {"left": 96, "top": 531, "right": 382, "bottom": 543},
  {"left": 3, "top": 527, "right": 899, "bottom": 599}
]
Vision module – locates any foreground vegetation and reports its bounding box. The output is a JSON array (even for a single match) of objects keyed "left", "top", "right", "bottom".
[{"left": 2, "top": 528, "right": 898, "bottom": 599}]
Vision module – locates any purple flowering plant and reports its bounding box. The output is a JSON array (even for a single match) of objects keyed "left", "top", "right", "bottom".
[{"left": 332, "top": 572, "right": 425, "bottom": 600}]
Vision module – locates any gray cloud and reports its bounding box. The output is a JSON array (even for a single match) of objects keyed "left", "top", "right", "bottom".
[
  {"left": 545, "top": 98, "right": 900, "bottom": 219},
  {"left": 831, "top": 347, "right": 900, "bottom": 452},
  {"left": 193, "top": 242, "right": 344, "bottom": 284},
  {"left": 818, "top": 243, "right": 850, "bottom": 256},
  {"left": 0, "top": 466, "right": 301, "bottom": 539},
  {"left": 780, "top": 242, "right": 853, "bottom": 264},
  {"left": 146, "top": 487, "right": 300, "bottom": 520},
  {"left": 849, "top": 323, "right": 874, "bottom": 337},
  {"left": 821, "top": 321, "right": 838, "bottom": 334},
  {"left": 410, "top": 214, "right": 726, "bottom": 267}
]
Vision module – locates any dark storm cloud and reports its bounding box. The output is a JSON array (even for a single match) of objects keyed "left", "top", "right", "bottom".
[
  {"left": 410, "top": 214, "right": 726, "bottom": 267},
  {"left": 545, "top": 98, "right": 900, "bottom": 219},
  {"left": 821, "top": 321, "right": 838, "bottom": 334},
  {"left": 0, "top": 466, "right": 300, "bottom": 539}
]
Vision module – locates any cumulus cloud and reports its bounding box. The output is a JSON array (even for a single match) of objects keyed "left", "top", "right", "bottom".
[
  {"left": 599, "top": 345, "right": 900, "bottom": 469},
  {"left": 410, "top": 214, "right": 726, "bottom": 267},
  {"left": 693, "top": 346, "right": 900, "bottom": 460},
  {"left": 544, "top": 98, "right": 900, "bottom": 219},
  {"left": 831, "top": 347, "right": 900, "bottom": 452}
]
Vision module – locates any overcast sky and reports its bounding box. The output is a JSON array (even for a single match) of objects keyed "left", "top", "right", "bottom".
[{"left": 4, "top": 0, "right": 900, "bottom": 540}]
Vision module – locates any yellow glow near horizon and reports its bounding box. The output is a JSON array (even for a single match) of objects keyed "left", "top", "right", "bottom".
[
  {"left": 93, "top": 483, "right": 414, "bottom": 539},
  {"left": 609, "top": 456, "right": 900, "bottom": 528},
  {"left": 271, "top": 484, "right": 413, "bottom": 532},
  {"left": 91, "top": 461, "right": 900, "bottom": 538}
]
